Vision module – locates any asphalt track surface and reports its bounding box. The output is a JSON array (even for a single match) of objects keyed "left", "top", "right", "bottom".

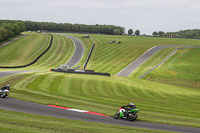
[
  {"left": 0, "top": 70, "right": 45, "bottom": 78},
  {"left": 64, "top": 35, "right": 84, "bottom": 68},
  {"left": 116, "top": 45, "right": 186, "bottom": 77},
  {"left": 0, "top": 97, "right": 200, "bottom": 133}
]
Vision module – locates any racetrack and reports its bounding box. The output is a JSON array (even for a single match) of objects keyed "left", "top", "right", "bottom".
[
  {"left": 64, "top": 35, "right": 84, "bottom": 68},
  {"left": 0, "top": 97, "right": 200, "bottom": 133},
  {"left": 1, "top": 36, "right": 200, "bottom": 132},
  {"left": 116, "top": 45, "right": 187, "bottom": 77}
]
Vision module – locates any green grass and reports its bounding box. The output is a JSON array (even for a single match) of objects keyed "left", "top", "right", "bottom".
[
  {"left": 129, "top": 47, "right": 176, "bottom": 78},
  {"left": 0, "top": 33, "right": 75, "bottom": 71},
  {"left": 1, "top": 33, "right": 200, "bottom": 75},
  {"left": 74, "top": 34, "right": 200, "bottom": 75},
  {"left": 0, "top": 33, "right": 49, "bottom": 66},
  {"left": 0, "top": 72, "right": 200, "bottom": 128},
  {"left": 27, "top": 33, "right": 75, "bottom": 70},
  {"left": 0, "top": 34, "right": 23, "bottom": 46},
  {"left": 144, "top": 48, "right": 200, "bottom": 89},
  {"left": 0, "top": 109, "right": 171, "bottom": 133},
  {"left": 1, "top": 33, "right": 200, "bottom": 131}
]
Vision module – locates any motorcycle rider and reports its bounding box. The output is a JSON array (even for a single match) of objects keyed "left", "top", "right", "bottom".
[
  {"left": 121, "top": 103, "right": 136, "bottom": 116},
  {"left": 0, "top": 84, "right": 10, "bottom": 90}
]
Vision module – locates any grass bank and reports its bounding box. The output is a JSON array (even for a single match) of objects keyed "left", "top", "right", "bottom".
[
  {"left": 144, "top": 48, "right": 200, "bottom": 89},
  {"left": 0, "top": 33, "right": 49, "bottom": 67},
  {"left": 0, "top": 72, "right": 199, "bottom": 128},
  {"left": 71, "top": 34, "right": 200, "bottom": 75},
  {"left": 0, "top": 33, "right": 75, "bottom": 71}
]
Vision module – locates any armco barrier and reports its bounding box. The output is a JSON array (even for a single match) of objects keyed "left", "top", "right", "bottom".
[
  {"left": 51, "top": 69, "right": 110, "bottom": 77},
  {"left": 83, "top": 43, "right": 95, "bottom": 70},
  {"left": 138, "top": 45, "right": 200, "bottom": 79},
  {"left": 0, "top": 34, "right": 53, "bottom": 68}
]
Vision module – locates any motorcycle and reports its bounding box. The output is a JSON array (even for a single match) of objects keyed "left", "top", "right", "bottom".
[
  {"left": 114, "top": 107, "right": 139, "bottom": 121},
  {"left": 0, "top": 87, "right": 10, "bottom": 98}
]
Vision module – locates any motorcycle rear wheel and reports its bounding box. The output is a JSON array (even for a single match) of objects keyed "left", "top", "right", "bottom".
[{"left": 128, "top": 113, "right": 137, "bottom": 121}]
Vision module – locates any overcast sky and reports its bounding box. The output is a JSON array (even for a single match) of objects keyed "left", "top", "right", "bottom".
[{"left": 0, "top": 0, "right": 200, "bottom": 35}]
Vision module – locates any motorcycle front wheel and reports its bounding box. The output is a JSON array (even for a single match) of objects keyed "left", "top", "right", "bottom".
[
  {"left": 0, "top": 93, "right": 7, "bottom": 98},
  {"left": 114, "top": 112, "right": 120, "bottom": 119}
]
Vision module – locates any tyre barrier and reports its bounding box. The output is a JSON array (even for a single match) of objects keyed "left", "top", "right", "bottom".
[
  {"left": 138, "top": 45, "right": 200, "bottom": 79},
  {"left": 0, "top": 34, "right": 53, "bottom": 68},
  {"left": 51, "top": 68, "right": 110, "bottom": 77}
]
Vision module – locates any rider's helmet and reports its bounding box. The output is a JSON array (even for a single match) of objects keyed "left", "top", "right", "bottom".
[
  {"left": 130, "top": 103, "right": 134, "bottom": 105},
  {"left": 6, "top": 84, "right": 10, "bottom": 90}
]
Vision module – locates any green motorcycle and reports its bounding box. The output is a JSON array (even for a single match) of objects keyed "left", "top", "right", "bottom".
[{"left": 114, "top": 107, "right": 139, "bottom": 121}]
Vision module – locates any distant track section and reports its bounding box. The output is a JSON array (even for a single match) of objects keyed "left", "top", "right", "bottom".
[
  {"left": 116, "top": 45, "right": 186, "bottom": 77},
  {"left": 0, "top": 70, "right": 45, "bottom": 78},
  {"left": 64, "top": 35, "right": 84, "bottom": 68},
  {"left": 0, "top": 34, "right": 25, "bottom": 49},
  {"left": 138, "top": 45, "right": 200, "bottom": 79},
  {"left": 0, "top": 34, "right": 53, "bottom": 68}
]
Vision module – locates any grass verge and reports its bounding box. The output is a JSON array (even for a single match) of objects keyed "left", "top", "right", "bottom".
[
  {"left": 0, "top": 109, "right": 171, "bottom": 133},
  {"left": 144, "top": 48, "right": 200, "bottom": 89}
]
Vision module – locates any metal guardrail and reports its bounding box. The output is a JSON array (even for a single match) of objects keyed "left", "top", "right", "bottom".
[
  {"left": 83, "top": 43, "right": 95, "bottom": 70},
  {"left": 138, "top": 45, "right": 200, "bottom": 79}
]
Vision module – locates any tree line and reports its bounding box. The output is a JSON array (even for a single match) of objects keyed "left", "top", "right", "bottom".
[
  {"left": 172, "top": 29, "right": 200, "bottom": 39},
  {"left": 25, "top": 21, "right": 125, "bottom": 35},
  {"left": 0, "top": 20, "right": 125, "bottom": 35},
  {"left": 128, "top": 29, "right": 140, "bottom": 36},
  {"left": 0, "top": 21, "right": 26, "bottom": 42},
  {"left": 152, "top": 29, "right": 200, "bottom": 39}
]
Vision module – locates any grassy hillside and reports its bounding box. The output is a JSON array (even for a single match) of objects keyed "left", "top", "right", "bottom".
[
  {"left": 0, "top": 33, "right": 200, "bottom": 131},
  {"left": 0, "top": 33, "right": 75, "bottom": 70},
  {"left": 73, "top": 34, "right": 200, "bottom": 75},
  {"left": 0, "top": 109, "right": 170, "bottom": 133},
  {"left": 0, "top": 33, "right": 49, "bottom": 66},
  {"left": 143, "top": 48, "right": 200, "bottom": 89},
  {"left": 0, "top": 34, "right": 22, "bottom": 46},
  {"left": 28, "top": 34, "right": 75, "bottom": 70},
  {"left": 0, "top": 72, "right": 200, "bottom": 128}
]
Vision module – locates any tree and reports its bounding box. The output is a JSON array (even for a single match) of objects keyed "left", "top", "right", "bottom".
[
  {"left": 0, "top": 34, "right": 2, "bottom": 41},
  {"left": 0, "top": 21, "right": 26, "bottom": 42},
  {"left": 158, "top": 31, "right": 165, "bottom": 36},
  {"left": 16, "top": 22, "right": 26, "bottom": 32},
  {"left": 3, "top": 24, "right": 15, "bottom": 38},
  {"left": 113, "top": 29, "right": 121, "bottom": 35},
  {"left": 135, "top": 30, "right": 140, "bottom": 36},
  {"left": 128, "top": 29, "right": 134, "bottom": 35},
  {"left": 0, "top": 27, "right": 8, "bottom": 41},
  {"left": 13, "top": 24, "right": 21, "bottom": 35},
  {"left": 152, "top": 31, "right": 158, "bottom": 36}
]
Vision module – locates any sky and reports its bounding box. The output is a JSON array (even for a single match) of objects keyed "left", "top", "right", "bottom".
[{"left": 0, "top": 0, "right": 200, "bottom": 35}]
